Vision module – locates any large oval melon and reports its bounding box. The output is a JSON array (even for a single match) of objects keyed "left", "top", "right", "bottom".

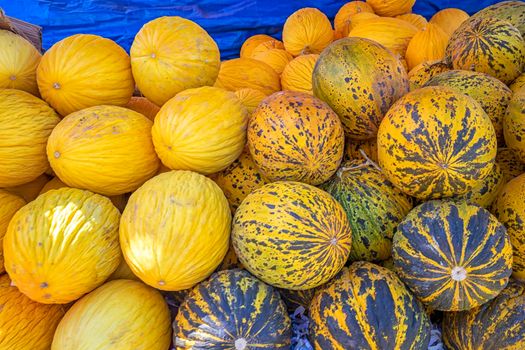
[
  {"left": 472, "top": 1, "right": 525, "bottom": 36},
  {"left": 312, "top": 37, "right": 409, "bottom": 140}
]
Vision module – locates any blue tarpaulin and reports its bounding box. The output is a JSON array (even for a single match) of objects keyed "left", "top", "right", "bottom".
[{"left": 0, "top": 1, "right": 503, "bottom": 58}]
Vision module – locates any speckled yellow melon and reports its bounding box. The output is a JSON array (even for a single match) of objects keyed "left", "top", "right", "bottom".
[
  {"left": 0, "top": 30, "right": 41, "bottom": 96},
  {"left": 47, "top": 105, "right": 160, "bottom": 196},
  {"left": 504, "top": 89, "right": 525, "bottom": 163},
  {"left": 5, "top": 174, "right": 49, "bottom": 202},
  {"left": 211, "top": 149, "right": 268, "bottom": 213},
  {"left": 494, "top": 173, "right": 525, "bottom": 280},
  {"left": 281, "top": 54, "right": 319, "bottom": 94},
  {"left": 334, "top": 1, "right": 375, "bottom": 39},
  {"left": 344, "top": 138, "right": 378, "bottom": 163},
  {"left": 37, "top": 34, "right": 134, "bottom": 116},
  {"left": 312, "top": 37, "right": 409, "bottom": 140},
  {"left": 52, "top": 280, "right": 171, "bottom": 350},
  {"left": 240, "top": 35, "right": 278, "bottom": 58},
  {"left": 378, "top": 86, "right": 497, "bottom": 199},
  {"left": 406, "top": 23, "right": 449, "bottom": 71},
  {"left": 0, "top": 89, "right": 60, "bottom": 187},
  {"left": 458, "top": 163, "right": 505, "bottom": 208},
  {"left": 445, "top": 17, "right": 525, "bottom": 84},
  {"left": 430, "top": 8, "right": 470, "bottom": 37},
  {"left": 152, "top": 86, "right": 248, "bottom": 175},
  {"left": 396, "top": 13, "right": 428, "bottom": 30},
  {"left": 408, "top": 60, "right": 450, "bottom": 90},
  {"left": 0, "top": 190, "right": 25, "bottom": 274},
  {"left": 120, "top": 171, "right": 231, "bottom": 291},
  {"left": 472, "top": 1, "right": 525, "bottom": 37},
  {"left": 4, "top": 188, "right": 121, "bottom": 303},
  {"left": 425, "top": 70, "right": 512, "bottom": 145},
  {"left": 510, "top": 73, "right": 525, "bottom": 93},
  {"left": 234, "top": 88, "right": 267, "bottom": 114},
  {"left": 497, "top": 148, "right": 525, "bottom": 183},
  {"left": 214, "top": 58, "right": 281, "bottom": 95},
  {"left": 130, "top": 16, "right": 220, "bottom": 106},
  {"left": 232, "top": 181, "right": 352, "bottom": 290},
  {"left": 282, "top": 8, "right": 334, "bottom": 56},
  {"left": 252, "top": 48, "right": 293, "bottom": 75},
  {"left": 348, "top": 17, "right": 418, "bottom": 56},
  {"left": 124, "top": 96, "right": 160, "bottom": 120},
  {"left": 248, "top": 91, "right": 344, "bottom": 185},
  {"left": 366, "top": 0, "right": 415, "bottom": 16},
  {"left": 0, "top": 274, "right": 65, "bottom": 350}
]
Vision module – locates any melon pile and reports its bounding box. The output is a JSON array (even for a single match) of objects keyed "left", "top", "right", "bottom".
[{"left": 0, "top": 1, "right": 525, "bottom": 349}]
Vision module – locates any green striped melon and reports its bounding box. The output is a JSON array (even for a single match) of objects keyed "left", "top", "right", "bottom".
[{"left": 472, "top": 1, "right": 525, "bottom": 36}]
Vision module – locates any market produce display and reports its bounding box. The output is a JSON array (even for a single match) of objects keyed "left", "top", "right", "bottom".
[{"left": 0, "top": 0, "right": 524, "bottom": 349}]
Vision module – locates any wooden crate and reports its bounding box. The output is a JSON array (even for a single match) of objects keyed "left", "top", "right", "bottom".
[{"left": 0, "top": 8, "right": 42, "bottom": 52}]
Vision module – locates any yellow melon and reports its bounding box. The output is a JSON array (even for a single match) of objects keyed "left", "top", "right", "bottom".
[
  {"left": 0, "top": 190, "right": 25, "bottom": 274},
  {"left": 124, "top": 96, "right": 160, "bottom": 121},
  {"left": 282, "top": 8, "right": 334, "bottom": 56},
  {"left": 214, "top": 58, "right": 281, "bottom": 95},
  {"left": 281, "top": 54, "right": 319, "bottom": 94}
]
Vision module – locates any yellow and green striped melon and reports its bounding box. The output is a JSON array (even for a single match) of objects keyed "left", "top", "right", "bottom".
[
  {"left": 424, "top": 70, "right": 512, "bottom": 145},
  {"left": 321, "top": 159, "right": 413, "bottom": 262},
  {"left": 443, "top": 278, "right": 525, "bottom": 349},
  {"left": 174, "top": 269, "right": 291, "bottom": 349},
  {"left": 312, "top": 37, "right": 409, "bottom": 140},
  {"left": 472, "top": 1, "right": 525, "bottom": 36},
  {"left": 445, "top": 17, "right": 525, "bottom": 84},
  {"left": 310, "top": 262, "right": 431, "bottom": 349},
  {"left": 232, "top": 181, "right": 352, "bottom": 290},
  {"left": 247, "top": 91, "right": 344, "bottom": 185},
  {"left": 494, "top": 173, "right": 525, "bottom": 280},
  {"left": 393, "top": 199, "right": 513, "bottom": 311},
  {"left": 378, "top": 86, "right": 497, "bottom": 200}
]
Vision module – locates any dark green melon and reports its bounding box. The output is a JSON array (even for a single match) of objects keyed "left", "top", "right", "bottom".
[
  {"left": 310, "top": 261, "right": 431, "bottom": 349},
  {"left": 472, "top": 1, "right": 525, "bottom": 36},
  {"left": 173, "top": 269, "right": 291, "bottom": 349},
  {"left": 321, "top": 159, "right": 413, "bottom": 262},
  {"left": 443, "top": 278, "right": 525, "bottom": 349},
  {"left": 393, "top": 199, "right": 513, "bottom": 311},
  {"left": 424, "top": 70, "right": 512, "bottom": 145}
]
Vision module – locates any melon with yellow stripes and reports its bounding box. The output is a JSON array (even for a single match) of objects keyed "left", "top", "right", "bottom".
[
  {"left": 174, "top": 269, "right": 291, "bottom": 349},
  {"left": 232, "top": 181, "right": 352, "bottom": 290},
  {"left": 310, "top": 262, "right": 431, "bottom": 349},
  {"left": 393, "top": 199, "right": 513, "bottom": 311}
]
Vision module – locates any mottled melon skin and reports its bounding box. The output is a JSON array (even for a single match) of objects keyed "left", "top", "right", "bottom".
[
  {"left": 408, "top": 60, "right": 450, "bottom": 90},
  {"left": 377, "top": 86, "right": 497, "bottom": 200},
  {"left": 425, "top": 70, "right": 512, "bottom": 145},
  {"left": 443, "top": 279, "right": 525, "bottom": 350},
  {"left": 504, "top": 90, "right": 525, "bottom": 164},
  {"left": 496, "top": 148, "right": 525, "bottom": 183},
  {"left": 312, "top": 37, "right": 409, "bottom": 140},
  {"left": 174, "top": 269, "right": 291, "bottom": 349},
  {"left": 472, "top": 1, "right": 525, "bottom": 36},
  {"left": 310, "top": 262, "right": 431, "bottom": 350},
  {"left": 457, "top": 163, "right": 505, "bottom": 208},
  {"left": 321, "top": 159, "right": 413, "bottom": 262},
  {"left": 393, "top": 199, "right": 513, "bottom": 311},
  {"left": 232, "top": 181, "right": 352, "bottom": 290}
]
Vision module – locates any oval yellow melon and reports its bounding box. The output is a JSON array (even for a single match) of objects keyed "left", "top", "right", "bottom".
[
  {"left": 0, "top": 274, "right": 65, "bottom": 350},
  {"left": 396, "top": 13, "right": 428, "bottom": 30},
  {"left": 504, "top": 90, "right": 525, "bottom": 163},
  {"left": 334, "top": 1, "right": 375, "bottom": 39},
  {"left": 214, "top": 58, "right": 281, "bottom": 95},
  {"left": 37, "top": 34, "right": 134, "bottom": 116},
  {"left": 130, "top": 16, "right": 220, "bottom": 106},
  {"left": 377, "top": 86, "right": 497, "bottom": 200},
  {"left": 344, "top": 12, "right": 379, "bottom": 33},
  {"left": 234, "top": 88, "right": 266, "bottom": 114},
  {"left": 211, "top": 148, "right": 268, "bottom": 213},
  {"left": 107, "top": 257, "right": 140, "bottom": 282},
  {"left": 281, "top": 54, "right": 319, "bottom": 94},
  {"left": 366, "top": 0, "right": 415, "bottom": 16},
  {"left": 153, "top": 86, "right": 248, "bottom": 175},
  {"left": 510, "top": 73, "right": 525, "bottom": 93},
  {"left": 240, "top": 34, "right": 276, "bottom": 58},
  {"left": 430, "top": 8, "right": 470, "bottom": 37},
  {"left": 349, "top": 17, "right": 418, "bottom": 57},
  {"left": 52, "top": 280, "right": 171, "bottom": 350},
  {"left": 4, "top": 188, "right": 121, "bottom": 303},
  {"left": 0, "top": 190, "right": 25, "bottom": 274},
  {"left": 0, "top": 30, "right": 41, "bottom": 96},
  {"left": 0, "top": 89, "right": 60, "bottom": 187},
  {"left": 406, "top": 23, "right": 449, "bottom": 70},
  {"left": 248, "top": 91, "right": 344, "bottom": 185},
  {"left": 47, "top": 105, "right": 159, "bottom": 196},
  {"left": 233, "top": 181, "right": 351, "bottom": 290},
  {"left": 282, "top": 8, "right": 334, "bottom": 56},
  {"left": 249, "top": 40, "right": 285, "bottom": 58},
  {"left": 5, "top": 174, "right": 49, "bottom": 202},
  {"left": 124, "top": 96, "right": 160, "bottom": 120},
  {"left": 251, "top": 48, "right": 293, "bottom": 74},
  {"left": 120, "top": 171, "right": 231, "bottom": 291}
]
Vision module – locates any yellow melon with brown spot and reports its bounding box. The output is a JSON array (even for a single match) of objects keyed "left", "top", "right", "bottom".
[
  {"left": 408, "top": 60, "right": 450, "bottom": 90},
  {"left": 504, "top": 89, "right": 525, "bottom": 163},
  {"left": 510, "top": 73, "right": 525, "bottom": 93}
]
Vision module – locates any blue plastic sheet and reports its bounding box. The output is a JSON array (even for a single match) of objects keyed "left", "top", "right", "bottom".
[{"left": 0, "top": 1, "right": 504, "bottom": 58}]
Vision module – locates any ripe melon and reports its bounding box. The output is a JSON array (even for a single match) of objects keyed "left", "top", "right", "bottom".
[
  {"left": 124, "top": 96, "right": 160, "bottom": 120},
  {"left": 214, "top": 58, "right": 281, "bottom": 95},
  {"left": 282, "top": 8, "right": 333, "bottom": 56},
  {"left": 0, "top": 190, "right": 25, "bottom": 274}
]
